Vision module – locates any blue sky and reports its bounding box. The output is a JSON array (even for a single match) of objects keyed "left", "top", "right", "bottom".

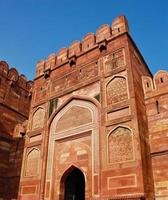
[{"left": 0, "top": 0, "right": 168, "bottom": 80}]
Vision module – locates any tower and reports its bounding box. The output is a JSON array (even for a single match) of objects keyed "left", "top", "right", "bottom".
[
  {"left": 0, "top": 61, "right": 32, "bottom": 200},
  {"left": 18, "top": 16, "right": 159, "bottom": 200}
]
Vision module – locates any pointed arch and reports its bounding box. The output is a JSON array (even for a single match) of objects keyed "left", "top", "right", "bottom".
[
  {"left": 25, "top": 148, "right": 40, "bottom": 177},
  {"left": 107, "top": 125, "right": 134, "bottom": 164},
  {"left": 59, "top": 166, "right": 85, "bottom": 200},
  {"left": 48, "top": 95, "right": 100, "bottom": 131},
  {"left": 31, "top": 106, "right": 45, "bottom": 130},
  {"left": 60, "top": 165, "right": 85, "bottom": 184},
  {"left": 46, "top": 96, "right": 100, "bottom": 198},
  {"left": 106, "top": 75, "right": 128, "bottom": 105}
]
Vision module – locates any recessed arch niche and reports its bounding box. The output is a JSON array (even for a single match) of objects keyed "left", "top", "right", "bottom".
[
  {"left": 31, "top": 107, "right": 45, "bottom": 130},
  {"left": 46, "top": 98, "right": 99, "bottom": 199},
  {"left": 107, "top": 126, "right": 134, "bottom": 164},
  {"left": 106, "top": 76, "right": 128, "bottom": 105},
  {"left": 25, "top": 148, "right": 40, "bottom": 177}
]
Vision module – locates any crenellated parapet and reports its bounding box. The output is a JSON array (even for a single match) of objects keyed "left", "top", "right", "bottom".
[
  {"left": 35, "top": 15, "right": 129, "bottom": 78},
  {"left": 142, "top": 70, "right": 168, "bottom": 96},
  {"left": 0, "top": 60, "right": 33, "bottom": 117},
  {"left": 143, "top": 70, "right": 168, "bottom": 200},
  {"left": 0, "top": 61, "right": 33, "bottom": 90},
  {"left": 142, "top": 70, "right": 168, "bottom": 117},
  {"left": 0, "top": 62, "right": 33, "bottom": 200}
]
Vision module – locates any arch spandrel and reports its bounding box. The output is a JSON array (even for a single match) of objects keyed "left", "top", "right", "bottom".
[{"left": 56, "top": 106, "right": 92, "bottom": 133}]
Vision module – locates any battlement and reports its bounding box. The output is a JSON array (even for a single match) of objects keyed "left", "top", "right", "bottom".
[
  {"left": 35, "top": 15, "right": 129, "bottom": 78},
  {"left": 142, "top": 70, "right": 168, "bottom": 97},
  {"left": 0, "top": 60, "right": 33, "bottom": 90},
  {"left": 0, "top": 60, "right": 33, "bottom": 117}
]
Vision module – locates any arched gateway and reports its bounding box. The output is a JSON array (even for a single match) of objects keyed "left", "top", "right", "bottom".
[
  {"left": 45, "top": 98, "right": 99, "bottom": 200},
  {"left": 61, "top": 167, "right": 85, "bottom": 200}
]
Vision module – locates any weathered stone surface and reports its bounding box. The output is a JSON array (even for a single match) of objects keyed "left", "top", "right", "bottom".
[
  {"left": 0, "top": 62, "right": 32, "bottom": 200},
  {"left": 108, "top": 126, "right": 134, "bottom": 164}
]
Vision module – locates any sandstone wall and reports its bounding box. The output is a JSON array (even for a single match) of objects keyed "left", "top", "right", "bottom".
[
  {"left": 0, "top": 61, "right": 32, "bottom": 199},
  {"left": 142, "top": 70, "right": 168, "bottom": 200},
  {"left": 18, "top": 16, "right": 157, "bottom": 200}
]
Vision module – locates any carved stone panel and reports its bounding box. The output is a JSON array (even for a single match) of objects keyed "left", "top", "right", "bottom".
[
  {"left": 104, "top": 48, "right": 126, "bottom": 73},
  {"left": 25, "top": 148, "right": 40, "bottom": 177},
  {"left": 32, "top": 108, "right": 45, "bottom": 130},
  {"left": 106, "top": 76, "right": 128, "bottom": 105},
  {"left": 108, "top": 126, "right": 134, "bottom": 164},
  {"left": 52, "top": 63, "right": 98, "bottom": 94}
]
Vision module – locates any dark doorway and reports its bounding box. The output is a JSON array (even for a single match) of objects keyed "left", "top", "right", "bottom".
[{"left": 64, "top": 168, "right": 85, "bottom": 200}]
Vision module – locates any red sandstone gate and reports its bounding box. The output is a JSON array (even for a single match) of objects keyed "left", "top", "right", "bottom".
[{"left": 45, "top": 98, "right": 100, "bottom": 200}]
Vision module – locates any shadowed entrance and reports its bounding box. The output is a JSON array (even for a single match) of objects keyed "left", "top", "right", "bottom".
[{"left": 64, "top": 168, "right": 85, "bottom": 200}]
